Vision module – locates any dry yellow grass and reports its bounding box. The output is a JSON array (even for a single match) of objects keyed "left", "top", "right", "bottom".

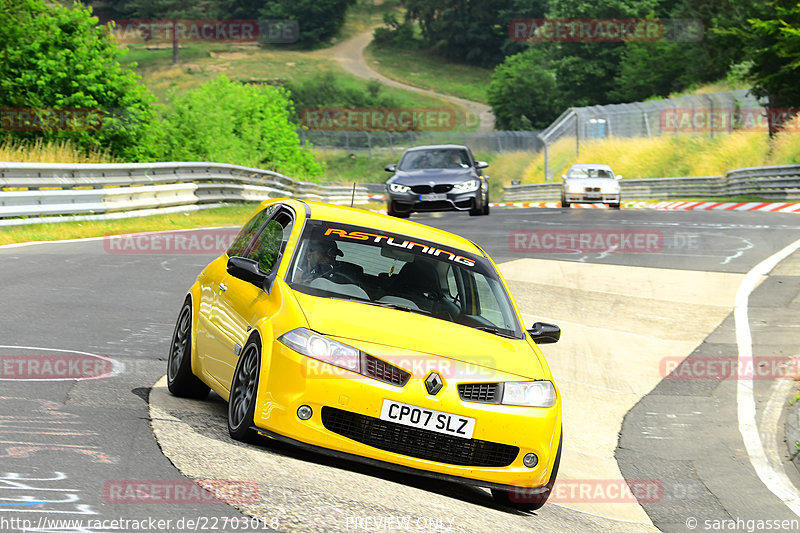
[
  {"left": 0, "top": 139, "right": 115, "bottom": 163},
  {"left": 522, "top": 130, "right": 800, "bottom": 183}
]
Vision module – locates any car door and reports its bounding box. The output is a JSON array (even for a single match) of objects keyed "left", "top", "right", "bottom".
[
  {"left": 197, "top": 205, "right": 276, "bottom": 388},
  {"left": 209, "top": 206, "right": 295, "bottom": 390}
]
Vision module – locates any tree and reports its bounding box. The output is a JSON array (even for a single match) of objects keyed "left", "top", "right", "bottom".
[
  {"left": 545, "top": 0, "right": 658, "bottom": 106},
  {"left": 743, "top": 0, "right": 800, "bottom": 136},
  {"left": 260, "top": 0, "right": 356, "bottom": 48},
  {"left": 0, "top": 0, "right": 155, "bottom": 159},
  {"left": 403, "top": 0, "right": 549, "bottom": 67},
  {"left": 487, "top": 48, "right": 560, "bottom": 129}
]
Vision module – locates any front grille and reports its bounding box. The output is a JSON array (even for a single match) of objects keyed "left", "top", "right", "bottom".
[
  {"left": 409, "top": 184, "right": 453, "bottom": 194},
  {"left": 586, "top": 187, "right": 601, "bottom": 193},
  {"left": 458, "top": 383, "right": 502, "bottom": 404},
  {"left": 321, "top": 406, "right": 519, "bottom": 467},
  {"left": 363, "top": 355, "right": 410, "bottom": 386}
]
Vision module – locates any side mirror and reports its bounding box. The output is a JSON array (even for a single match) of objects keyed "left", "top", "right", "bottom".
[
  {"left": 561, "top": 174, "right": 567, "bottom": 180},
  {"left": 615, "top": 174, "right": 622, "bottom": 180},
  {"left": 527, "top": 322, "right": 561, "bottom": 344},
  {"left": 227, "top": 256, "right": 267, "bottom": 289},
  {"left": 385, "top": 164, "right": 397, "bottom": 172},
  {"left": 476, "top": 161, "right": 489, "bottom": 169}
]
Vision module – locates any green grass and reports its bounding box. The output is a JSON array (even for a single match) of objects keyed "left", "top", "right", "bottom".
[
  {"left": 316, "top": 150, "right": 398, "bottom": 184},
  {"left": 364, "top": 43, "right": 492, "bottom": 105},
  {"left": 0, "top": 202, "right": 389, "bottom": 245}
]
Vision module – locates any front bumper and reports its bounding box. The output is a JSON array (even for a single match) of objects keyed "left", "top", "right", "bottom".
[
  {"left": 387, "top": 190, "right": 480, "bottom": 213},
  {"left": 253, "top": 340, "right": 561, "bottom": 489},
  {"left": 564, "top": 192, "right": 620, "bottom": 204}
]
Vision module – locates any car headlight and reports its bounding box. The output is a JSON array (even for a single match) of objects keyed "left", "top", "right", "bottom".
[
  {"left": 601, "top": 183, "right": 620, "bottom": 194},
  {"left": 452, "top": 179, "right": 480, "bottom": 193},
  {"left": 389, "top": 183, "right": 410, "bottom": 193},
  {"left": 566, "top": 183, "right": 583, "bottom": 194},
  {"left": 278, "top": 328, "right": 360, "bottom": 372},
  {"left": 502, "top": 381, "right": 557, "bottom": 407}
]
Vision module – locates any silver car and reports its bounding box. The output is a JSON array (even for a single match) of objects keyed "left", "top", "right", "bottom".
[{"left": 561, "top": 164, "right": 622, "bottom": 209}]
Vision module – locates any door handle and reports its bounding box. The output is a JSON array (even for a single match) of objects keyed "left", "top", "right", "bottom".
[{"left": 219, "top": 283, "right": 228, "bottom": 292}]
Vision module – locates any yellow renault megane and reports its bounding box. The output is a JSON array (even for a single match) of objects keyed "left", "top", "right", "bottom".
[{"left": 166, "top": 199, "right": 562, "bottom": 510}]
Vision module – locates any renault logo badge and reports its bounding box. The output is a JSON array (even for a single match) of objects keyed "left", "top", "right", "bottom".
[{"left": 425, "top": 372, "right": 443, "bottom": 395}]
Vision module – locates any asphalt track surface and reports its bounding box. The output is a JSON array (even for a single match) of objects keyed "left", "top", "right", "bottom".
[{"left": 1, "top": 207, "right": 800, "bottom": 533}]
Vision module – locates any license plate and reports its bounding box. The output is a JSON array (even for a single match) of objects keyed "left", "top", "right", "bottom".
[
  {"left": 419, "top": 193, "right": 446, "bottom": 201},
  {"left": 379, "top": 399, "right": 475, "bottom": 439},
  {"left": 585, "top": 195, "right": 600, "bottom": 200}
]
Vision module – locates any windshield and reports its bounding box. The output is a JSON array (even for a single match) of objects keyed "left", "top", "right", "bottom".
[
  {"left": 287, "top": 220, "right": 523, "bottom": 339},
  {"left": 397, "top": 148, "right": 471, "bottom": 170},
  {"left": 567, "top": 167, "right": 615, "bottom": 179}
]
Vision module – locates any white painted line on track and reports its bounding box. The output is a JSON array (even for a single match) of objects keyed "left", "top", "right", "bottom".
[
  {"left": 736, "top": 237, "right": 800, "bottom": 516},
  {"left": 0, "top": 344, "right": 124, "bottom": 380}
]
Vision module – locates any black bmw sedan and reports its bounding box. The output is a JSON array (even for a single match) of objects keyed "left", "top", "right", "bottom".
[{"left": 384, "top": 144, "right": 490, "bottom": 217}]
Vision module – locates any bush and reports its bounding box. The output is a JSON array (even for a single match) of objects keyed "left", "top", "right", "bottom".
[
  {"left": 0, "top": 0, "right": 155, "bottom": 159},
  {"left": 151, "top": 76, "right": 323, "bottom": 179}
]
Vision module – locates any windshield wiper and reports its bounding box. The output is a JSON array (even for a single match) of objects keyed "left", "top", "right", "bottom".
[{"left": 474, "top": 326, "right": 518, "bottom": 339}]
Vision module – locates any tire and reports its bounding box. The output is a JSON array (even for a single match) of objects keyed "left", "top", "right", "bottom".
[
  {"left": 228, "top": 337, "right": 262, "bottom": 442},
  {"left": 482, "top": 192, "right": 490, "bottom": 215},
  {"left": 609, "top": 202, "right": 621, "bottom": 210},
  {"left": 561, "top": 196, "right": 570, "bottom": 208},
  {"left": 469, "top": 195, "right": 486, "bottom": 216},
  {"left": 387, "top": 201, "right": 410, "bottom": 218},
  {"left": 167, "top": 298, "right": 210, "bottom": 399},
  {"left": 491, "top": 431, "right": 562, "bottom": 511}
]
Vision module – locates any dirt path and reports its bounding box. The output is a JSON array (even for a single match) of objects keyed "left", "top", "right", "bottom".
[{"left": 319, "top": 30, "right": 495, "bottom": 132}]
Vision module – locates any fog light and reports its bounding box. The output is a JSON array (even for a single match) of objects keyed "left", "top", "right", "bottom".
[
  {"left": 523, "top": 453, "right": 538, "bottom": 468},
  {"left": 297, "top": 405, "right": 313, "bottom": 420}
]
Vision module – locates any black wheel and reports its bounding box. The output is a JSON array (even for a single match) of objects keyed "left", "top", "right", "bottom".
[
  {"left": 387, "top": 201, "right": 410, "bottom": 218},
  {"left": 167, "top": 298, "right": 210, "bottom": 399},
  {"left": 561, "top": 197, "right": 570, "bottom": 208},
  {"left": 609, "top": 202, "right": 621, "bottom": 209},
  {"left": 482, "top": 191, "right": 490, "bottom": 215},
  {"left": 492, "top": 431, "right": 562, "bottom": 511},
  {"left": 469, "top": 195, "right": 485, "bottom": 216},
  {"left": 228, "top": 337, "right": 261, "bottom": 442}
]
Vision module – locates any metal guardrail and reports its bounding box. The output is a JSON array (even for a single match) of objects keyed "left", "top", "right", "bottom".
[
  {"left": 0, "top": 162, "right": 373, "bottom": 225},
  {"left": 503, "top": 164, "right": 800, "bottom": 202}
]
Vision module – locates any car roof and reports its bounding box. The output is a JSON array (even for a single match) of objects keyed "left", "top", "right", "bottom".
[
  {"left": 403, "top": 144, "right": 470, "bottom": 152},
  {"left": 568, "top": 163, "right": 614, "bottom": 171},
  {"left": 267, "top": 199, "right": 485, "bottom": 257}
]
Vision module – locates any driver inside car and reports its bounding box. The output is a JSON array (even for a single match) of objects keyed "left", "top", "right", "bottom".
[{"left": 301, "top": 239, "right": 343, "bottom": 281}]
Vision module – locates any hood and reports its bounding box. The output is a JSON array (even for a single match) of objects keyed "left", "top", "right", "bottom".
[
  {"left": 391, "top": 168, "right": 477, "bottom": 185},
  {"left": 564, "top": 177, "right": 618, "bottom": 189},
  {"left": 292, "top": 291, "right": 547, "bottom": 381}
]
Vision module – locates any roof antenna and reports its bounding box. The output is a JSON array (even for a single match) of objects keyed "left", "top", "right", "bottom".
[{"left": 350, "top": 182, "right": 356, "bottom": 208}]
